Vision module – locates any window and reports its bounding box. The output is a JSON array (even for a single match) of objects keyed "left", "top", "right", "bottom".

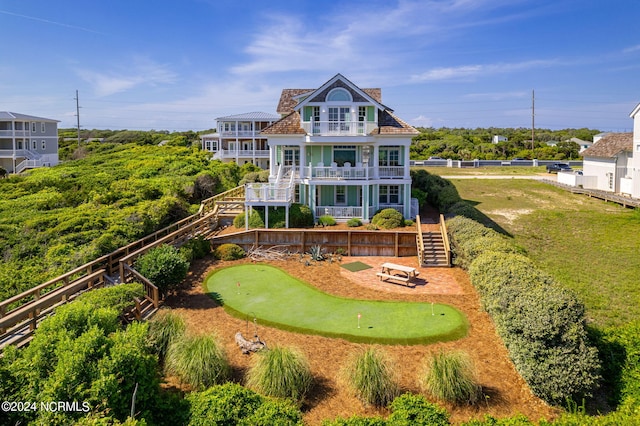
[
  {"left": 335, "top": 186, "right": 346, "bottom": 205},
  {"left": 379, "top": 147, "right": 400, "bottom": 166},
  {"left": 327, "top": 88, "right": 352, "bottom": 102},
  {"left": 283, "top": 148, "right": 299, "bottom": 166},
  {"left": 379, "top": 185, "right": 400, "bottom": 204},
  {"left": 358, "top": 106, "right": 367, "bottom": 122},
  {"left": 333, "top": 145, "right": 356, "bottom": 166},
  {"left": 328, "top": 107, "right": 350, "bottom": 132},
  {"left": 32, "top": 139, "right": 37, "bottom": 150},
  {"left": 41, "top": 140, "right": 46, "bottom": 150},
  {"left": 31, "top": 122, "right": 36, "bottom": 132},
  {"left": 41, "top": 122, "right": 46, "bottom": 133}
]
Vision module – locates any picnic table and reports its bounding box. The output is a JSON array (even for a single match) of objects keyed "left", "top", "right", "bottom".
[{"left": 376, "top": 262, "right": 420, "bottom": 286}]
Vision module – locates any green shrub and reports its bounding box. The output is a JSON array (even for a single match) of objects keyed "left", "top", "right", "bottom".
[
  {"left": 288, "top": 203, "right": 315, "bottom": 228},
  {"left": 371, "top": 208, "right": 404, "bottom": 229},
  {"left": 233, "top": 209, "right": 265, "bottom": 229},
  {"left": 213, "top": 243, "right": 245, "bottom": 260},
  {"left": 147, "top": 309, "right": 186, "bottom": 360},
  {"left": 411, "top": 188, "right": 427, "bottom": 208},
  {"left": 365, "top": 223, "right": 378, "bottom": 230},
  {"left": 318, "top": 215, "right": 337, "bottom": 226},
  {"left": 187, "top": 383, "right": 263, "bottom": 426},
  {"left": 419, "top": 351, "right": 481, "bottom": 405},
  {"left": 187, "top": 382, "right": 303, "bottom": 426},
  {"left": 165, "top": 334, "right": 231, "bottom": 390},
  {"left": 346, "top": 218, "right": 362, "bottom": 227},
  {"left": 76, "top": 282, "right": 144, "bottom": 312},
  {"left": 180, "top": 236, "right": 211, "bottom": 260},
  {"left": 404, "top": 219, "right": 415, "bottom": 226},
  {"left": 342, "top": 347, "right": 399, "bottom": 407},
  {"left": 322, "top": 415, "right": 386, "bottom": 425},
  {"left": 135, "top": 244, "right": 190, "bottom": 296},
  {"left": 246, "top": 346, "right": 312, "bottom": 403},
  {"left": 387, "top": 393, "right": 450, "bottom": 426}
]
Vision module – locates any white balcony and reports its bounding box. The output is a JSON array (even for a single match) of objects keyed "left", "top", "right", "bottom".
[
  {"left": 301, "top": 120, "right": 377, "bottom": 136},
  {"left": 245, "top": 183, "right": 294, "bottom": 203},
  {"left": 219, "top": 130, "right": 262, "bottom": 137},
  {"left": 218, "top": 149, "right": 270, "bottom": 158},
  {"left": 0, "top": 130, "right": 29, "bottom": 137},
  {"left": 303, "top": 164, "right": 406, "bottom": 180}
]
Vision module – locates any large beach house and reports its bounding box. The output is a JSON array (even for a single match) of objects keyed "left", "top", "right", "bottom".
[
  {"left": 0, "top": 112, "right": 59, "bottom": 174},
  {"left": 244, "top": 73, "right": 419, "bottom": 227}
]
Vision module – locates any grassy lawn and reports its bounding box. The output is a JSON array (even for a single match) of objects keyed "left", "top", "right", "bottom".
[
  {"left": 205, "top": 264, "right": 468, "bottom": 345},
  {"left": 447, "top": 177, "right": 640, "bottom": 329},
  {"left": 411, "top": 166, "right": 548, "bottom": 176}
]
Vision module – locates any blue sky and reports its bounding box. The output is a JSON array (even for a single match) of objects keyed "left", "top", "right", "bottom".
[{"left": 1, "top": 0, "right": 639, "bottom": 132}]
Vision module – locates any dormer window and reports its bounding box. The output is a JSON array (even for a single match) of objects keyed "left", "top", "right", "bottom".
[{"left": 327, "top": 88, "right": 352, "bottom": 102}]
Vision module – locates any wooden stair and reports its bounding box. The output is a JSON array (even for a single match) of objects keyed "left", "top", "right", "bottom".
[
  {"left": 121, "top": 297, "right": 159, "bottom": 324},
  {"left": 418, "top": 231, "right": 449, "bottom": 267}
]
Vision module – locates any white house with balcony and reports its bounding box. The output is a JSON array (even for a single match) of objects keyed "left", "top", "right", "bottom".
[
  {"left": 0, "top": 112, "right": 59, "bottom": 174},
  {"left": 201, "top": 112, "right": 280, "bottom": 169},
  {"left": 244, "top": 74, "right": 419, "bottom": 227}
]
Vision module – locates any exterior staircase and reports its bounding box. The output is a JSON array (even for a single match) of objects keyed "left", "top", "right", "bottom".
[
  {"left": 418, "top": 231, "right": 449, "bottom": 267},
  {"left": 416, "top": 214, "right": 451, "bottom": 267}
]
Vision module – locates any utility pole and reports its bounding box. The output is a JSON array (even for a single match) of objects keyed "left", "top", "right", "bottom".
[
  {"left": 531, "top": 89, "right": 535, "bottom": 153},
  {"left": 74, "top": 90, "right": 81, "bottom": 147}
]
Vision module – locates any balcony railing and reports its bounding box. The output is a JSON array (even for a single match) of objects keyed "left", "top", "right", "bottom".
[
  {"left": 303, "top": 164, "right": 406, "bottom": 180},
  {"left": 379, "top": 204, "right": 404, "bottom": 215},
  {"left": 218, "top": 130, "right": 271, "bottom": 137},
  {"left": 0, "top": 130, "right": 29, "bottom": 137},
  {"left": 301, "top": 121, "right": 377, "bottom": 136},
  {"left": 218, "top": 149, "right": 269, "bottom": 158},
  {"left": 316, "top": 206, "right": 364, "bottom": 219},
  {"left": 245, "top": 183, "right": 294, "bottom": 203}
]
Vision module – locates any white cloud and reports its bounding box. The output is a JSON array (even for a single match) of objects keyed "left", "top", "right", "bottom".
[
  {"left": 411, "top": 60, "right": 556, "bottom": 82},
  {"left": 623, "top": 44, "right": 640, "bottom": 53},
  {"left": 76, "top": 58, "right": 178, "bottom": 97}
]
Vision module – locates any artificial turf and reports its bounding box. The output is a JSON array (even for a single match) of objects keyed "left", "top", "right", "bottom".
[{"left": 205, "top": 264, "right": 468, "bottom": 345}]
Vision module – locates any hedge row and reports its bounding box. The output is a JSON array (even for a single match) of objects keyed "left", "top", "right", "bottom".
[{"left": 446, "top": 216, "right": 601, "bottom": 404}]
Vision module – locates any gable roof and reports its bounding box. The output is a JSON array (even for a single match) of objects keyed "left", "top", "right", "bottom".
[
  {"left": 581, "top": 132, "right": 633, "bottom": 158},
  {"left": 630, "top": 102, "right": 640, "bottom": 118},
  {"left": 0, "top": 111, "right": 59, "bottom": 122},
  {"left": 292, "top": 73, "right": 387, "bottom": 113}
]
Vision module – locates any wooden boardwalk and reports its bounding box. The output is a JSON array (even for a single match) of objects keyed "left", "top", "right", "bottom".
[{"left": 543, "top": 179, "right": 640, "bottom": 209}]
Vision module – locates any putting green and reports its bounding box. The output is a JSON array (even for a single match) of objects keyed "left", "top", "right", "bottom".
[{"left": 206, "top": 264, "right": 468, "bottom": 345}]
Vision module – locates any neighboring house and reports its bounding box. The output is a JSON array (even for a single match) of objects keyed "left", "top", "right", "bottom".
[
  {"left": 201, "top": 112, "right": 280, "bottom": 169},
  {"left": 492, "top": 135, "right": 507, "bottom": 144},
  {"left": 567, "top": 137, "right": 592, "bottom": 153},
  {"left": 245, "top": 73, "right": 419, "bottom": 227},
  {"left": 0, "top": 112, "right": 59, "bottom": 173},
  {"left": 580, "top": 132, "right": 633, "bottom": 193}
]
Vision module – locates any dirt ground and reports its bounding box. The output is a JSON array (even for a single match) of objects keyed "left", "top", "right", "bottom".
[{"left": 165, "top": 254, "right": 559, "bottom": 425}]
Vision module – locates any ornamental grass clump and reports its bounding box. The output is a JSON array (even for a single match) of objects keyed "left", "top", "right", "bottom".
[
  {"left": 420, "top": 350, "right": 482, "bottom": 405},
  {"left": 342, "top": 347, "right": 399, "bottom": 407},
  {"left": 147, "top": 309, "right": 186, "bottom": 361},
  {"left": 246, "top": 346, "right": 312, "bottom": 403},
  {"left": 165, "top": 334, "right": 231, "bottom": 390}
]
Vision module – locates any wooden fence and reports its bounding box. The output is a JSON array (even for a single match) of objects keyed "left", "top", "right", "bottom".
[{"left": 210, "top": 228, "right": 419, "bottom": 257}]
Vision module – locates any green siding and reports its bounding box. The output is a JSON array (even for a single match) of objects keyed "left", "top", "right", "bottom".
[
  {"left": 367, "top": 106, "right": 375, "bottom": 121},
  {"left": 303, "top": 106, "right": 313, "bottom": 121},
  {"left": 323, "top": 146, "right": 332, "bottom": 163}
]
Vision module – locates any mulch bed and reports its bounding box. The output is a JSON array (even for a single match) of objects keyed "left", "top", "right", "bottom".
[{"left": 164, "top": 256, "right": 559, "bottom": 425}]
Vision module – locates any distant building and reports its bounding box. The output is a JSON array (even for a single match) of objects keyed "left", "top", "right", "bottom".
[
  {"left": 0, "top": 112, "right": 59, "bottom": 173},
  {"left": 566, "top": 137, "right": 592, "bottom": 153},
  {"left": 201, "top": 112, "right": 280, "bottom": 169},
  {"left": 492, "top": 135, "right": 508, "bottom": 144}
]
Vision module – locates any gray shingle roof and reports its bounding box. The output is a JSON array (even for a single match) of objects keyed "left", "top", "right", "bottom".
[
  {"left": 0, "top": 111, "right": 59, "bottom": 122},
  {"left": 215, "top": 112, "right": 280, "bottom": 121},
  {"left": 581, "top": 132, "right": 633, "bottom": 158}
]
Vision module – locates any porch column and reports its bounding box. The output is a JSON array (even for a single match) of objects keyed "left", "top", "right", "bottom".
[
  {"left": 373, "top": 146, "right": 380, "bottom": 178},
  {"left": 403, "top": 183, "right": 412, "bottom": 219},
  {"left": 403, "top": 145, "right": 411, "bottom": 178},
  {"left": 309, "top": 184, "right": 316, "bottom": 218},
  {"left": 285, "top": 204, "right": 290, "bottom": 228},
  {"left": 363, "top": 184, "right": 369, "bottom": 221},
  {"left": 265, "top": 206, "right": 269, "bottom": 229}
]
